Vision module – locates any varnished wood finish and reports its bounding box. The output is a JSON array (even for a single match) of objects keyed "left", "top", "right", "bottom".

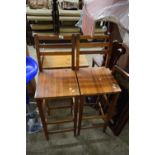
[
  {"left": 34, "top": 34, "right": 76, "bottom": 71},
  {"left": 36, "top": 35, "right": 73, "bottom": 40},
  {"left": 76, "top": 67, "right": 121, "bottom": 96},
  {"left": 35, "top": 69, "right": 80, "bottom": 99},
  {"left": 77, "top": 96, "right": 84, "bottom": 135},
  {"left": 74, "top": 97, "right": 78, "bottom": 136},
  {"left": 92, "top": 40, "right": 126, "bottom": 69},
  {"left": 36, "top": 99, "right": 49, "bottom": 140},
  {"left": 34, "top": 34, "right": 42, "bottom": 71},
  {"left": 109, "top": 65, "right": 129, "bottom": 135},
  {"left": 34, "top": 34, "right": 80, "bottom": 139},
  {"left": 76, "top": 67, "right": 121, "bottom": 135},
  {"left": 75, "top": 34, "right": 111, "bottom": 70},
  {"left": 42, "top": 55, "right": 89, "bottom": 69}
]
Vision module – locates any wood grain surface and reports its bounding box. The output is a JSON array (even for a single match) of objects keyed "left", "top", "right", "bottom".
[
  {"left": 76, "top": 67, "right": 121, "bottom": 95},
  {"left": 35, "top": 69, "right": 80, "bottom": 99}
]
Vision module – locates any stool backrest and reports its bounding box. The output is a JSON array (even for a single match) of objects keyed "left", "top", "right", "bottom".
[
  {"left": 75, "top": 34, "right": 111, "bottom": 70},
  {"left": 34, "top": 34, "right": 76, "bottom": 71}
]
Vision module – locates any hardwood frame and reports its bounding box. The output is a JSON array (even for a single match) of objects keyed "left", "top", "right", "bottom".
[
  {"left": 34, "top": 34, "right": 81, "bottom": 140},
  {"left": 92, "top": 40, "right": 126, "bottom": 69},
  {"left": 75, "top": 34, "right": 112, "bottom": 70},
  {"left": 109, "top": 65, "right": 129, "bottom": 135},
  {"left": 34, "top": 34, "right": 76, "bottom": 71},
  {"left": 76, "top": 67, "right": 121, "bottom": 135}
]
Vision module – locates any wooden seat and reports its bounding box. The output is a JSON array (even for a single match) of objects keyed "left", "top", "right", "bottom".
[
  {"left": 92, "top": 40, "right": 126, "bottom": 69},
  {"left": 74, "top": 34, "right": 121, "bottom": 135},
  {"left": 34, "top": 34, "right": 80, "bottom": 140}
]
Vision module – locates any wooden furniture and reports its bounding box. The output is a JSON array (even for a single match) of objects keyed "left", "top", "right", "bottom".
[
  {"left": 75, "top": 34, "right": 111, "bottom": 70},
  {"left": 76, "top": 67, "right": 121, "bottom": 135},
  {"left": 42, "top": 55, "right": 88, "bottom": 69},
  {"left": 35, "top": 69, "right": 80, "bottom": 140},
  {"left": 108, "top": 65, "right": 129, "bottom": 135},
  {"left": 74, "top": 34, "right": 121, "bottom": 135},
  {"left": 34, "top": 34, "right": 76, "bottom": 71},
  {"left": 34, "top": 34, "right": 80, "bottom": 140},
  {"left": 92, "top": 40, "right": 126, "bottom": 69},
  {"left": 34, "top": 34, "right": 89, "bottom": 70}
]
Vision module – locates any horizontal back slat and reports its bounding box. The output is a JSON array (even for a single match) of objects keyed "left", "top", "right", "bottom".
[
  {"left": 39, "top": 43, "right": 72, "bottom": 48},
  {"left": 34, "top": 34, "right": 75, "bottom": 71},
  {"left": 75, "top": 34, "right": 111, "bottom": 70},
  {"left": 79, "top": 50, "right": 108, "bottom": 55},
  {"left": 80, "top": 42, "right": 110, "bottom": 48},
  {"left": 35, "top": 35, "right": 73, "bottom": 41},
  {"left": 40, "top": 51, "right": 71, "bottom": 56},
  {"left": 79, "top": 35, "right": 110, "bottom": 40}
]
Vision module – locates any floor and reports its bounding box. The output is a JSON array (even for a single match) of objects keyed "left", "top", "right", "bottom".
[
  {"left": 27, "top": 99, "right": 129, "bottom": 155},
  {"left": 26, "top": 46, "right": 129, "bottom": 155}
]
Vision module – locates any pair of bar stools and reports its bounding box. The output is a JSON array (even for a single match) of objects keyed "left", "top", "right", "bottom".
[{"left": 34, "top": 34, "right": 124, "bottom": 140}]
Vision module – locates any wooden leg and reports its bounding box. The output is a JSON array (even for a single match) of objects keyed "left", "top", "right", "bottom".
[
  {"left": 92, "top": 59, "right": 95, "bottom": 67},
  {"left": 36, "top": 99, "right": 49, "bottom": 140},
  {"left": 103, "top": 93, "right": 120, "bottom": 133},
  {"left": 45, "top": 99, "right": 50, "bottom": 116},
  {"left": 71, "top": 98, "right": 74, "bottom": 115},
  {"left": 77, "top": 96, "right": 84, "bottom": 135},
  {"left": 74, "top": 97, "right": 78, "bottom": 136}
]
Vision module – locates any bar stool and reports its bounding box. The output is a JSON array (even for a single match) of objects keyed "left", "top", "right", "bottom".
[
  {"left": 74, "top": 34, "right": 121, "bottom": 135},
  {"left": 34, "top": 34, "right": 80, "bottom": 140}
]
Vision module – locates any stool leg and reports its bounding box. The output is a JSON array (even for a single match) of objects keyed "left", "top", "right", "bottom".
[
  {"left": 103, "top": 93, "right": 120, "bottom": 133},
  {"left": 36, "top": 99, "right": 49, "bottom": 140},
  {"left": 92, "top": 59, "right": 95, "bottom": 67},
  {"left": 77, "top": 96, "right": 84, "bottom": 135},
  {"left": 74, "top": 97, "right": 78, "bottom": 136}
]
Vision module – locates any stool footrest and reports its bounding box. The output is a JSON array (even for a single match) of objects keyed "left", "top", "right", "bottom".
[
  {"left": 46, "top": 117, "right": 74, "bottom": 124},
  {"left": 48, "top": 128, "right": 74, "bottom": 134},
  {"left": 49, "top": 105, "right": 72, "bottom": 110}
]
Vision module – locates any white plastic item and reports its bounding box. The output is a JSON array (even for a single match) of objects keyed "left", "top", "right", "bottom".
[{"left": 81, "top": 0, "right": 129, "bottom": 39}]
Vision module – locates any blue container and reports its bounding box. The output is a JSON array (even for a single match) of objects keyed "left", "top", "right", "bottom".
[{"left": 26, "top": 56, "right": 38, "bottom": 84}]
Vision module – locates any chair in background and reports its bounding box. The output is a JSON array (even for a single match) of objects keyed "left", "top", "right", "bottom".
[
  {"left": 110, "top": 65, "right": 129, "bottom": 135},
  {"left": 97, "top": 65, "right": 129, "bottom": 135},
  {"left": 92, "top": 40, "right": 126, "bottom": 69},
  {"left": 75, "top": 34, "right": 121, "bottom": 135},
  {"left": 34, "top": 34, "right": 80, "bottom": 140}
]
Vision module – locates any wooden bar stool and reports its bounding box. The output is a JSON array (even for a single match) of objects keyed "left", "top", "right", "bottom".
[
  {"left": 75, "top": 34, "right": 121, "bottom": 135},
  {"left": 76, "top": 67, "right": 121, "bottom": 135},
  {"left": 34, "top": 34, "right": 80, "bottom": 140}
]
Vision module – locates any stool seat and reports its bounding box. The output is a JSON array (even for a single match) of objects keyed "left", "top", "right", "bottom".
[{"left": 35, "top": 69, "right": 80, "bottom": 99}]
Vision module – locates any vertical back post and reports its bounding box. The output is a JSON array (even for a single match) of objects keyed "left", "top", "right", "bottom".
[
  {"left": 75, "top": 34, "right": 80, "bottom": 71},
  {"left": 104, "top": 34, "right": 112, "bottom": 68},
  {"left": 34, "top": 35, "right": 42, "bottom": 72},
  {"left": 71, "top": 34, "right": 76, "bottom": 70}
]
